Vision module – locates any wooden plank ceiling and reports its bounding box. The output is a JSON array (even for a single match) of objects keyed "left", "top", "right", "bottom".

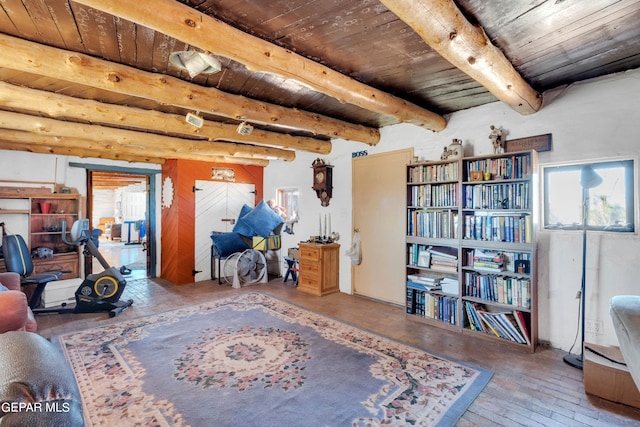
[{"left": 0, "top": 0, "right": 638, "bottom": 166}]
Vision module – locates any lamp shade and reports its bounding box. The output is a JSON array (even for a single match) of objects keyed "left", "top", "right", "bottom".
[
  {"left": 169, "top": 51, "right": 222, "bottom": 78},
  {"left": 580, "top": 165, "right": 603, "bottom": 189}
]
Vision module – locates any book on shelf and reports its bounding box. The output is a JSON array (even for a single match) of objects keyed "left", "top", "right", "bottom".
[
  {"left": 463, "top": 273, "right": 531, "bottom": 308},
  {"left": 417, "top": 250, "right": 431, "bottom": 267},
  {"left": 407, "top": 273, "right": 442, "bottom": 285},
  {"left": 427, "top": 245, "right": 458, "bottom": 260},
  {"left": 407, "top": 275, "right": 442, "bottom": 291},
  {"left": 440, "top": 277, "right": 459, "bottom": 295},
  {"left": 483, "top": 310, "right": 526, "bottom": 344},
  {"left": 473, "top": 249, "right": 503, "bottom": 262},
  {"left": 471, "top": 249, "right": 505, "bottom": 271},
  {"left": 464, "top": 302, "right": 530, "bottom": 345},
  {"left": 406, "top": 287, "right": 416, "bottom": 314},
  {"left": 513, "top": 310, "right": 532, "bottom": 345},
  {"left": 463, "top": 214, "right": 533, "bottom": 243}
]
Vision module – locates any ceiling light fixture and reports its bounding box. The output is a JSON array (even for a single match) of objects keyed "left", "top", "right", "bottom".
[
  {"left": 236, "top": 121, "right": 253, "bottom": 136},
  {"left": 169, "top": 51, "right": 222, "bottom": 78},
  {"left": 185, "top": 112, "right": 204, "bottom": 128}
]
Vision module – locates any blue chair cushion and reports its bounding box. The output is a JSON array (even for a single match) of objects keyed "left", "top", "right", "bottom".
[
  {"left": 232, "top": 204, "right": 255, "bottom": 237},
  {"left": 210, "top": 232, "right": 250, "bottom": 258},
  {"left": 238, "top": 200, "right": 284, "bottom": 238}
]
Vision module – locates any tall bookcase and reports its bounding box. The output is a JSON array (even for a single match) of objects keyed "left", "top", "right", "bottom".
[
  {"left": 406, "top": 159, "right": 462, "bottom": 333},
  {"left": 406, "top": 151, "right": 538, "bottom": 351}
]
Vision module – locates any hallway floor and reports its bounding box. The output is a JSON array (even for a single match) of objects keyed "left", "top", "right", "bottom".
[{"left": 93, "top": 237, "right": 147, "bottom": 280}]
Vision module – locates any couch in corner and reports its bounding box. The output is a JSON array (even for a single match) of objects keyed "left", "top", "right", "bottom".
[{"left": 0, "top": 272, "right": 84, "bottom": 426}]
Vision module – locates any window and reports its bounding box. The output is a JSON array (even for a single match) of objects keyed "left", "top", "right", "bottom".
[
  {"left": 543, "top": 159, "right": 635, "bottom": 232},
  {"left": 276, "top": 188, "right": 299, "bottom": 221}
]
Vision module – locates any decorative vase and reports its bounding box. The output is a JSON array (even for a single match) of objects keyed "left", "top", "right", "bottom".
[
  {"left": 39, "top": 202, "right": 52, "bottom": 214},
  {"left": 447, "top": 139, "right": 463, "bottom": 160}
]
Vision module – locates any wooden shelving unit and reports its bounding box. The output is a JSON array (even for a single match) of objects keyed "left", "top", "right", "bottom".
[
  {"left": 0, "top": 190, "right": 81, "bottom": 279},
  {"left": 405, "top": 151, "right": 538, "bottom": 351}
]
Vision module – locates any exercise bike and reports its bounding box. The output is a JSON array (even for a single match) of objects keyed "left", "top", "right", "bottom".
[{"left": 59, "top": 219, "right": 134, "bottom": 317}]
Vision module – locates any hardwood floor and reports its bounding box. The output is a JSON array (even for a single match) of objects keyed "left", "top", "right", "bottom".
[{"left": 36, "top": 278, "right": 640, "bottom": 426}]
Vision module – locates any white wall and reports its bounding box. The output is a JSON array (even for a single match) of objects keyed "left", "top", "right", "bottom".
[
  {"left": 0, "top": 153, "right": 162, "bottom": 275},
  {"left": 264, "top": 68, "right": 640, "bottom": 351}
]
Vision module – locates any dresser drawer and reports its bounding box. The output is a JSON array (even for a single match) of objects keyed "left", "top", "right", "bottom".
[
  {"left": 298, "top": 276, "right": 320, "bottom": 289},
  {"left": 299, "top": 260, "right": 320, "bottom": 275},
  {"left": 300, "top": 246, "right": 320, "bottom": 261}
]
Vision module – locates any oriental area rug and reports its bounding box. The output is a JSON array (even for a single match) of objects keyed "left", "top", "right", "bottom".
[{"left": 54, "top": 292, "right": 492, "bottom": 426}]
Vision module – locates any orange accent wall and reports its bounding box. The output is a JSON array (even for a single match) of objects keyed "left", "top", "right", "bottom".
[{"left": 160, "top": 159, "right": 263, "bottom": 285}]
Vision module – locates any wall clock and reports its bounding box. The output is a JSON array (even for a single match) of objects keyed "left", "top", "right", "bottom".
[
  {"left": 162, "top": 176, "right": 174, "bottom": 209},
  {"left": 311, "top": 158, "right": 333, "bottom": 207}
]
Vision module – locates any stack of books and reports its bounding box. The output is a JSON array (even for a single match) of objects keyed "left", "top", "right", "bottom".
[
  {"left": 427, "top": 246, "right": 458, "bottom": 273},
  {"left": 407, "top": 273, "right": 442, "bottom": 291},
  {"left": 472, "top": 249, "right": 504, "bottom": 271}
]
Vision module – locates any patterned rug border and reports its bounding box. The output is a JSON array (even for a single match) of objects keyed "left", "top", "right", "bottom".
[{"left": 52, "top": 291, "right": 493, "bottom": 426}]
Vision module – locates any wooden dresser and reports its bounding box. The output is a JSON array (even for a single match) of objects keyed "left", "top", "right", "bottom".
[{"left": 297, "top": 243, "right": 339, "bottom": 296}]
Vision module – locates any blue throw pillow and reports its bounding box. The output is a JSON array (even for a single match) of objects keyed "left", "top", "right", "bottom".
[
  {"left": 232, "top": 204, "right": 255, "bottom": 237},
  {"left": 240, "top": 200, "right": 284, "bottom": 238},
  {"left": 210, "top": 232, "right": 250, "bottom": 258}
]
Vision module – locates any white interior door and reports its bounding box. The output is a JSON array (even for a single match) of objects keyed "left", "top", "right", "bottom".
[
  {"left": 194, "top": 181, "right": 255, "bottom": 281},
  {"left": 352, "top": 148, "right": 413, "bottom": 304}
]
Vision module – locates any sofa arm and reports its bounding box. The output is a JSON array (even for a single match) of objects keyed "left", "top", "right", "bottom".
[
  {"left": 610, "top": 295, "right": 640, "bottom": 390},
  {"left": 0, "top": 332, "right": 84, "bottom": 426},
  {"left": 0, "top": 272, "right": 21, "bottom": 292},
  {"left": 0, "top": 291, "right": 28, "bottom": 333}
]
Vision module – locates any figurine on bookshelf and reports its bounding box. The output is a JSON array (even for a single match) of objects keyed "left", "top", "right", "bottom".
[{"left": 489, "top": 125, "right": 505, "bottom": 154}]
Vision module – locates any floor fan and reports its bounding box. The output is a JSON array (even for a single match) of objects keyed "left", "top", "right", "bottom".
[{"left": 222, "top": 249, "right": 268, "bottom": 289}]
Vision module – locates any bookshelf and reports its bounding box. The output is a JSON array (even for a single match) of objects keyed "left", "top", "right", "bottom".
[
  {"left": 405, "top": 158, "right": 461, "bottom": 332},
  {"left": 0, "top": 190, "right": 81, "bottom": 279},
  {"left": 406, "top": 151, "right": 538, "bottom": 351}
]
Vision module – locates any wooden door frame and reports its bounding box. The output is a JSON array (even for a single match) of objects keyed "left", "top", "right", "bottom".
[{"left": 70, "top": 162, "right": 159, "bottom": 278}]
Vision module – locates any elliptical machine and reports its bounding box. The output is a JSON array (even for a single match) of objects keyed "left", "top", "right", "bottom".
[{"left": 58, "top": 219, "right": 134, "bottom": 318}]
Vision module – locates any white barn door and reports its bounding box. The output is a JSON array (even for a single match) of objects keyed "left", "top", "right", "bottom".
[{"left": 194, "top": 180, "right": 255, "bottom": 282}]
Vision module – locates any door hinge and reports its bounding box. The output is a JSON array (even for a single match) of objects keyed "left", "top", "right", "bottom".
[
  {"left": 192, "top": 186, "right": 202, "bottom": 192},
  {"left": 192, "top": 269, "right": 202, "bottom": 276}
]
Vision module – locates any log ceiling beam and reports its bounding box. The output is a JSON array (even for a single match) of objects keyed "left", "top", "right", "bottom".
[
  {"left": 73, "top": 0, "right": 447, "bottom": 132},
  {"left": 0, "top": 111, "right": 291, "bottom": 162},
  {"left": 0, "top": 133, "right": 164, "bottom": 164},
  {"left": 379, "top": 0, "right": 542, "bottom": 114},
  {"left": 0, "top": 81, "right": 331, "bottom": 155},
  {"left": 0, "top": 33, "right": 378, "bottom": 144},
  {"left": 0, "top": 129, "right": 269, "bottom": 167}
]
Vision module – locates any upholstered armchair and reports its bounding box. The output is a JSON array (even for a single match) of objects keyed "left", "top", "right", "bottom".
[
  {"left": 611, "top": 295, "right": 640, "bottom": 390},
  {"left": 0, "top": 272, "right": 37, "bottom": 333}
]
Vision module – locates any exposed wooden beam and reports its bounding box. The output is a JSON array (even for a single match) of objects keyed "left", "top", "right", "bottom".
[
  {"left": 0, "top": 81, "right": 332, "bottom": 155},
  {"left": 91, "top": 173, "right": 147, "bottom": 190},
  {"left": 0, "top": 129, "right": 269, "bottom": 166},
  {"left": 0, "top": 111, "right": 292, "bottom": 161},
  {"left": 0, "top": 137, "right": 164, "bottom": 164},
  {"left": 72, "top": 0, "right": 448, "bottom": 131},
  {"left": 380, "top": 0, "right": 541, "bottom": 114},
  {"left": 0, "top": 33, "right": 379, "bottom": 144}
]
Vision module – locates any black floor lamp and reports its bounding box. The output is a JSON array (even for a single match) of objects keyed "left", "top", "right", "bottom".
[{"left": 564, "top": 165, "right": 603, "bottom": 370}]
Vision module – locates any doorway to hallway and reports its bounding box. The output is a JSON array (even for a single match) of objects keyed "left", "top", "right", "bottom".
[{"left": 88, "top": 170, "right": 150, "bottom": 279}]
